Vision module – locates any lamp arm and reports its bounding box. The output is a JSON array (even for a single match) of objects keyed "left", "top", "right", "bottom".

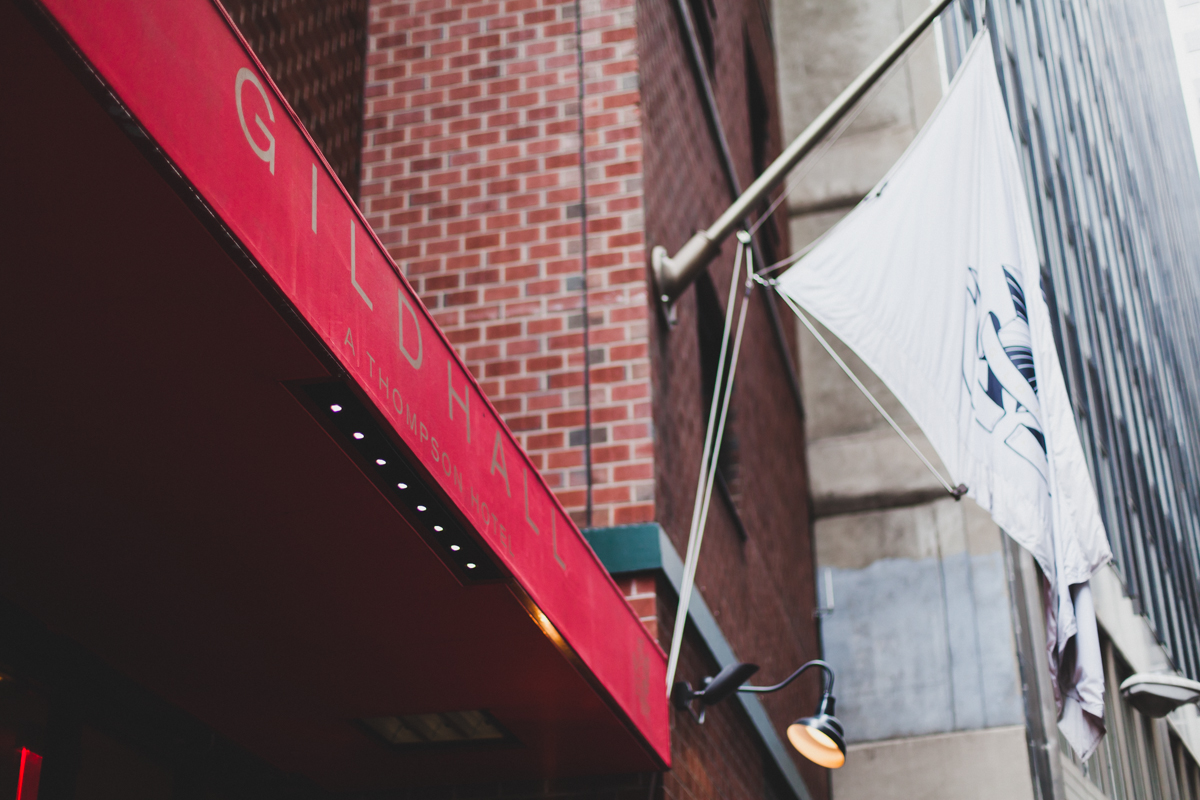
[{"left": 737, "top": 660, "right": 834, "bottom": 695}]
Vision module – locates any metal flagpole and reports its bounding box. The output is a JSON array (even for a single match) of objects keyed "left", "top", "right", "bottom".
[
  {"left": 664, "top": 238, "right": 744, "bottom": 695},
  {"left": 651, "top": 0, "right": 955, "bottom": 305}
]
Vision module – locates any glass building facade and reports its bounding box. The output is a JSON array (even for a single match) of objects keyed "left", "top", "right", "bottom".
[{"left": 942, "top": 0, "right": 1200, "bottom": 682}]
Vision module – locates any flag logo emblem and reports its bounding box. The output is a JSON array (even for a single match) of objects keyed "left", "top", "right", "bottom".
[{"left": 964, "top": 264, "right": 1049, "bottom": 483}]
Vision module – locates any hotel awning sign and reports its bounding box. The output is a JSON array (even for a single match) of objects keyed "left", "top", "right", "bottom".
[{"left": 15, "top": 0, "right": 669, "bottom": 775}]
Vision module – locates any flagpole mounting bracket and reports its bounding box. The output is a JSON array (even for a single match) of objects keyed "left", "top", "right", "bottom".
[
  {"left": 653, "top": 232, "right": 719, "bottom": 305},
  {"left": 651, "top": 0, "right": 954, "bottom": 304}
]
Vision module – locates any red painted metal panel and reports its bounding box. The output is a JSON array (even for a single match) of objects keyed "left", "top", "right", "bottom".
[
  {"left": 31, "top": 0, "right": 668, "bottom": 765},
  {"left": 16, "top": 749, "right": 41, "bottom": 800}
]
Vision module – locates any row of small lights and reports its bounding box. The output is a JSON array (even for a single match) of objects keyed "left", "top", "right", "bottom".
[
  {"left": 328, "top": 402, "right": 477, "bottom": 573},
  {"left": 302, "top": 381, "right": 504, "bottom": 582}
]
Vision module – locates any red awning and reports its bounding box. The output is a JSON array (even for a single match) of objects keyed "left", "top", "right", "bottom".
[{"left": 0, "top": 0, "right": 668, "bottom": 787}]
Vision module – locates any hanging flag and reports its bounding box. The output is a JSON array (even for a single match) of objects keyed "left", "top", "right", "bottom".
[{"left": 778, "top": 33, "right": 1112, "bottom": 759}]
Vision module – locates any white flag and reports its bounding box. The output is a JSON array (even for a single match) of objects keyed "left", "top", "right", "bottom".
[{"left": 778, "top": 34, "right": 1112, "bottom": 758}]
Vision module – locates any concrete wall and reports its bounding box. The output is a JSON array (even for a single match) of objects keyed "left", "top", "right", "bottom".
[
  {"left": 773, "top": 2, "right": 1200, "bottom": 798},
  {"left": 771, "top": 2, "right": 1035, "bottom": 797},
  {"left": 774, "top": 0, "right": 943, "bottom": 225},
  {"left": 817, "top": 500, "right": 1024, "bottom": 743},
  {"left": 1090, "top": 564, "right": 1200, "bottom": 770},
  {"left": 833, "top": 726, "right": 1035, "bottom": 800},
  {"left": 1162, "top": 0, "right": 1200, "bottom": 169}
]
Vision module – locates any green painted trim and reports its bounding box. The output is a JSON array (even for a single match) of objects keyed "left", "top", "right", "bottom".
[
  {"left": 583, "top": 523, "right": 812, "bottom": 800},
  {"left": 583, "top": 523, "right": 663, "bottom": 574}
]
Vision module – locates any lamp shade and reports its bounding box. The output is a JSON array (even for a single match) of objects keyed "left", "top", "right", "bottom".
[
  {"left": 1119, "top": 673, "right": 1200, "bottom": 718},
  {"left": 786, "top": 695, "right": 845, "bottom": 769}
]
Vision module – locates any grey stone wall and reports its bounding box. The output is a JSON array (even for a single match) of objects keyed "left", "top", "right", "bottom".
[
  {"left": 774, "top": 0, "right": 942, "bottom": 221},
  {"left": 770, "top": 0, "right": 1032, "bottom": 794},
  {"left": 817, "top": 500, "right": 1023, "bottom": 743}
]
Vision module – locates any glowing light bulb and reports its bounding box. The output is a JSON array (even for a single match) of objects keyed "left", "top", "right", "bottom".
[{"left": 330, "top": 404, "right": 343, "bottom": 412}]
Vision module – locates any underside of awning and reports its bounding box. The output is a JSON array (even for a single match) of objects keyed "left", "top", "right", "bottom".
[{"left": 0, "top": 0, "right": 668, "bottom": 788}]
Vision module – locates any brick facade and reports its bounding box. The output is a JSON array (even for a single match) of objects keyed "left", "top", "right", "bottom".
[
  {"left": 636, "top": 0, "right": 827, "bottom": 794},
  {"left": 360, "top": 0, "right": 825, "bottom": 795},
  {"left": 224, "top": 0, "right": 369, "bottom": 197},
  {"left": 362, "top": 0, "right": 653, "bottom": 529}
]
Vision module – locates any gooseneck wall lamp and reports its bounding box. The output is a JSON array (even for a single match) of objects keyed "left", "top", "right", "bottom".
[
  {"left": 1119, "top": 673, "right": 1200, "bottom": 718},
  {"left": 672, "top": 660, "right": 846, "bottom": 769}
]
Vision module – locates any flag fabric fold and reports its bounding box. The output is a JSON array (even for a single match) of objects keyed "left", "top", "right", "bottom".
[{"left": 778, "top": 33, "right": 1112, "bottom": 759}]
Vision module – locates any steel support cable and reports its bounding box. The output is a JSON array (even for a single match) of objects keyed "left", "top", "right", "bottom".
[
  {"left": 662, "top": 0, "right": 961, "bottom": 697},
  {"left": 665, "top": 237, "right": 754, "bottom": 694},
  {"left": 766, "top": 277, "right": 964, "bottom": 498},
  {"left": 692, "top": 249, "right": 754, "bottom": 586},
  {"left": 760, "top": 236, "right": 824, "bottom": 277}
]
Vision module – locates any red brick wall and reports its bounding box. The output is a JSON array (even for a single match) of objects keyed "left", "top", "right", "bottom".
[
  {"left": 225, "top": 0, "right": 369, "bottom": 197},
  {"left": 362, "top": 0, "right": 653, "bottom": 529},
  {"left": 614, "top": 574, "right": 659, "bottom": 640},
  {"left": 362, "top": 0, "right": 824, "bottom": 795},
  {"left": 651, "top": 577, "right": 802, "bottom": 800},
  {"left": 636, "top": 0, "right": 826, "bottom": 794}
]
